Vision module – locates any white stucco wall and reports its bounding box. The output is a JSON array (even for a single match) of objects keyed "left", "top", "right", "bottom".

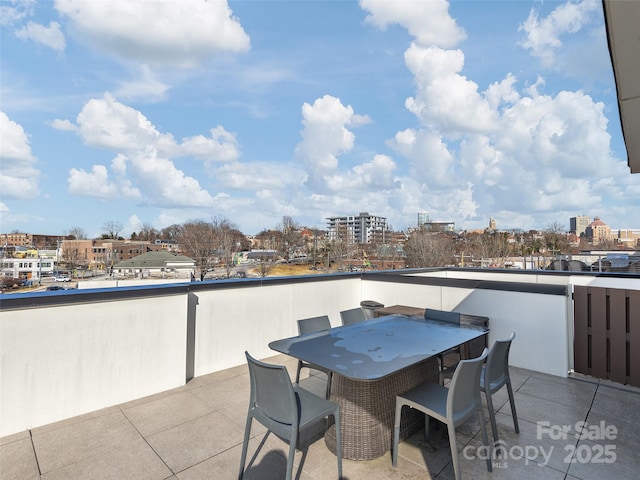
[{"left": 1, "top": 293, "right": 187, "bottom": 436}]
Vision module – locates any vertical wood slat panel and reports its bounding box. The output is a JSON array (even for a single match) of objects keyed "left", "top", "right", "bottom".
[
  {"left": 590, "top": 288, "right": 608, "bottom": 379},
  {"left": 573, "top": 286, "right": 589, "bottom": 375},
  {"left": 629, "top": 290, "right": 640, "bottom": 387},
  {"left": 608, "top": 289, "right": 627, "bottom": 384}
]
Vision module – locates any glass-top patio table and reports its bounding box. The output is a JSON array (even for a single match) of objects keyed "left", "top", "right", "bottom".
[{"left": 269, "top": 314, "right": 488, "bottom": 460}]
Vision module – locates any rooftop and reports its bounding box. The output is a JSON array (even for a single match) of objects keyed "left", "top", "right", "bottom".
[{"left": 3, "top": 354, "right": 639, "bottom": 480}]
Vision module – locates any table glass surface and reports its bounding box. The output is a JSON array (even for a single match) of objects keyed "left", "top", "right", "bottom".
[{"left": 269, "top": 314, "right": 487, "bottom": 381}]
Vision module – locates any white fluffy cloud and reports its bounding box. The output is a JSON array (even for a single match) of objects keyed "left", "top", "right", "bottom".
[
  {"left": 124, "top": 214, "right": 144, "bottom": 236},
  {"left": 360, "top": 0, "right": 465, "bottom": 48},
  {"left": 0, "top": 111, "right": 35, "bottom": 162},
  {"left": 54, "top": 0, "right": 250, "bottom": 68},
  {"left": 70, "top": 95, "right": 169, "bottom": 151},
  {"left": 68, "top": 156, "right": 141, "bottom": 200},
  {"left": 128, "top": 147, "right": 214, "bottom": 208},
  {"left": 57, "top": 95, "right": 237, "bottom": 207},
  {"left": 404, "top": 45, "right": 499, "bottom": 136},
  {"left": 0, "top": 111, "right": 39, "bottom": 199},
  {"left": 114, "top": 65, "right": 170, "bottom": 102},
  {"left": 58, "top": 94, "right": 241, "bottom": 163},
  {"left": 0, "top": 1, "right": 35, "bottom": 26},
  {"left": 295, "top": 95, "right": 371, "bottom": 191},
  {"left": 518, "top": 0, "right": 599, "bottom": 67},
  {"left": 15, "top": 21, "right": 65, "bottom": 51},
  {"left": 391, "top": 128, "right": 455, "bottom": 186},
  {"left": 181, "top": 126, "right": 241, "bottom": 167},
  {"left": 363, "top": 0, "right": 625, "bottom": 230},
  {"left": 324, "top": 154, "right": 399, "bottom": 193},
  {"left": 68, "top": 164, "right": 120, "bottom": 199}
]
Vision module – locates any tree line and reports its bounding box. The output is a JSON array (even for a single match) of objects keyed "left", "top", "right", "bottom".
[{"left": 59, "top": 217, "right": 602, "bottom": 274}]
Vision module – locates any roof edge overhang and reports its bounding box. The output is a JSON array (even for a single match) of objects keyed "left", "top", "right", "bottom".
[{"left": 602, "top": 0, "right": 640, "bottom": 174}]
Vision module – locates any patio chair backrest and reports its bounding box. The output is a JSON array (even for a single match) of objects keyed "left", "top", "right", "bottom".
[
  {"left": 448, "top": 348, "right": 488, "bottom": 425},
  {"left": 424, "top": 308, "right": 461, "bottom": 325},
  {"left": 246, "top": 352, "right": 298, "bottom": 437},
  {"left": 485, "top": 331, "right": 516, "bottom": 391},
  {"left": 340, "top": 307, "right": 366, "bottom": 325},
  {"left": 297, "top": 315, "right": 331, "bottom": 335}
]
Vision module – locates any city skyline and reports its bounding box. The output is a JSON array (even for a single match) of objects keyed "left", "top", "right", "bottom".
[
  {"left": 2, "top": 0, "right": 640, "bottom": 238},
  {"left": 2, "top": 211, "right": 638, "bottom": 242}
]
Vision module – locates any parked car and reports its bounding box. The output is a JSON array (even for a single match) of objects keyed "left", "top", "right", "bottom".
[
  {"left": 46, "top": 285, "right": 65, "bottom": 291},
  {"left": 54, "top": 275, "right": 71, "bottom": 282}
]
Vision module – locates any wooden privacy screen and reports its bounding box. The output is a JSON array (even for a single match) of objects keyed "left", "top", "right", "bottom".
[{"left": 574, "top": 286, "right": 640, "bottom": 387}]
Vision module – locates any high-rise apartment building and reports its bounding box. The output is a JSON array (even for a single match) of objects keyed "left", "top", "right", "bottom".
[
  {"left": 326, "top": 212, "right": 388, "bottom": 244},
  {"left": 570, "top": 216, "right": 591, "bottom": 237}
]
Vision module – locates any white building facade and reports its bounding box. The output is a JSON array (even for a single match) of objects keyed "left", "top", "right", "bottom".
[
  {"left": 1, "top": 257, "right": 55, "bottom": 282},
  {"left": 326, "top": 212, "right": 388, "bottom": 244}
]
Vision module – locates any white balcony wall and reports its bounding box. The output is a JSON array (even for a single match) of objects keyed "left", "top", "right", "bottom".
[
  {"left": 418, "top": 269, "right": 572, "bottom": 286},
  {"left": 4, "top": 270, "right": 637, "bottom": 437},
  {"left": 1, "top": 293, "right": 187, "bottom": 437},
  {"left": 192, "top": 277, "right": 362, "bottom": 376},
  {"left": 568, "top": 275, "right": 640, "bottom": 289}
]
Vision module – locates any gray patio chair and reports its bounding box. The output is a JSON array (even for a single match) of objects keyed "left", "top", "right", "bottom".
[
  {"left": 481, "top": 331, "right": 519, "bottom": 444},
  {"left": 424, "top": 308, "right": 462, "bottom": 383},
  {"left": 340, "top": 307, "right": 366, "bottom": 325},
  {"left": 239, "top": 352, "right": 342, "bottom": 480},
  {"left": 392, "top": 348, "right": 491, "bottom": 480},
  {"left": 295, "top": 315, "right": 333, "bottom": 399}
]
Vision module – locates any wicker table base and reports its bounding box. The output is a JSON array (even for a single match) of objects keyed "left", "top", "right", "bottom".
[{"left": 324, "top": 357, "right": 439, "bottom": 460}]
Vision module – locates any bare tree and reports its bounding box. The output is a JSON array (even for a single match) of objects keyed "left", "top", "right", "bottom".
[
  {"left": 255, "top": 229, "right": 283, "bottom": 252},
  {"left": 467, "top": 232, "right": 511, "bottom": 266},
  {"left": 304, "top": 228, "right": 326, "bottom": 268},
  {"left": 277, "top": 216, "right": 302, "bottom": 262},
  {"left": 177, "top": 218, "right": 245, "bottom": 278},
  {"left": 138, "top": 223, "right": 159, "bottom": 242},
  {"left": 404, "top": 229, "right": 454, "bottom": 268},
  {"left": 543, "top": 222, "right": 569, "bottom": 254},
  {"left": 67, "top": 226, "right": 87, "bottom": 240},
  {"left": 160, "top": 224, "right": 182, "bottom": 245},
  {"left": 177, "top": 220, "right": 219, "bottom": 276},
  {"left": 327, "top": 223, "right": 349, "bottom": 269},
  {"left": 102, "top": 221, "right": 123, "bottom": 240},
  {"left": 255, "top": 253, "right": 273, "bottom": 277},
  {"left": 213, "top": 218, "right": 245, "bottom": 278}
]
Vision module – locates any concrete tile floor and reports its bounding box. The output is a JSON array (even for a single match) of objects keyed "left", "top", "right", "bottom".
[{"left": 2, "top": 354, "right": 639, "bottom": 480}]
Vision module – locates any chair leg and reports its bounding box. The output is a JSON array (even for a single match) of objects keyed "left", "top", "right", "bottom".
[
  {"left": 484, "top": 390, "right": 499, "bottom": 445},
  {"left": 238, "top": 415, "right": 253, "bottom": 479},
  {"left": 285, "top": 432, "right": 297, "bottom": 480},
  {"left": 506, "top": 380, "right": 519, "bottom": 433},
  {"left": 446, "top": 422, "right": 462, "bottom": 480},
  {"left": 392, "top": 400, "right": 403, "bottom": 467},
  {"left": 477, "top": 407, "right": 493, "bottom": 472},
  {"left": 334, "top": 409, "right": 342, "bottom": 479}
]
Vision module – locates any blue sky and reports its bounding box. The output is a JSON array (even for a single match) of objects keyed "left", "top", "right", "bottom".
[{"left": 2, "top": 0, "right": 638, "bottom": 238}]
